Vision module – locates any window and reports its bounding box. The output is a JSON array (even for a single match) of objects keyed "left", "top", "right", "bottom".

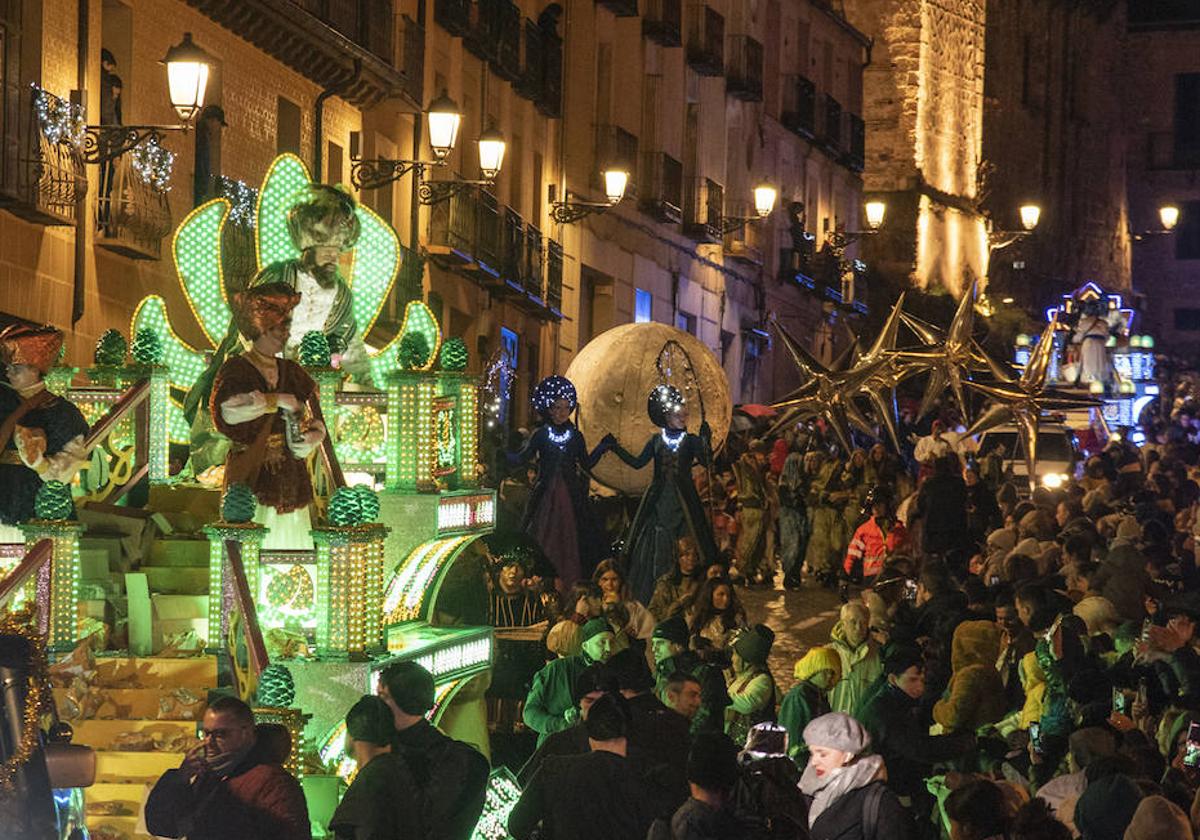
[
  {"left": 676, "top": 311, "right": 697, "bottom": 335},
  {"left": 1177, "top": 201, "right": 1200, "bottom": 260},
  {"left": 1175, "top": 309, "right": 1200, "bottom": 331},
  {"left": 1175, "top": 74, "right": 1200, "bottom": 157},
  {"left": 634, "top": 288, "right": 653, "bottom": 323},
  {"left": 499, "top": 327, "right": 519, "bottom": 424},
  {"left": 327, "top": 140, "right": 343, "bottom": 185},
  {"left": 276, "top": 96, "right": 301, "bottom": 155}
]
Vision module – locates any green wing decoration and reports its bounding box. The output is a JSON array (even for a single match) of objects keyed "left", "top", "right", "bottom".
[
  {"left": 172, "top": 199, "right": 232, "bottom": 348},
  {"left": 130, "top": 295, "right": 206, "bottom": 443},
  {"left": 256, "top": 153, "right": 309, "bottom": 269}
]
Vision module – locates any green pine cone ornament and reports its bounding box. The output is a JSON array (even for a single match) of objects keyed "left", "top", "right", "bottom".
[
  {"left": 327, "top": 486, "right": 363, "bottom": 527},
  {"left": 299, "top": 331, "right": 332, "bottom": 368},
  {"left": 131, "top": 328, "right": 164, "bottom": 366},
  {"left": 255, "top": 663, "right": 296, "bottom": 707},
  {"left": 352, "top": 485, "right": 380, "bottom": 522},
  {"left": 34, "top": 481, "right": 74, "bottom": 521},
  {"left": 94, "top": 329, "right": 128, "bottom": 367},
  {"left": 221, "top": 483, "right": 259, "bottom": 524},
  {"left": 439, "top": 337, "right": 468, "bottom": 371},
  {"left": 397, "top": 332, "right": 430, "bottom": 370}
]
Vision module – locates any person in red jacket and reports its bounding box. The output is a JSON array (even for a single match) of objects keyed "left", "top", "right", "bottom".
[
  {"left": 843, "top": 487, "right": 908, "bottom": 588},
  {"left": 144, "top": 696, "right": 311, "bottom": 840}
]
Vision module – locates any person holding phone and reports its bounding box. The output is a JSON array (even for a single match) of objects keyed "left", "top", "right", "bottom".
[{"left": 144, "top": 696, "right": 311, "bottom": 840}]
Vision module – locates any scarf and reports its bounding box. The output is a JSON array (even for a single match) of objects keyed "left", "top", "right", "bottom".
[
  {"left": 799, "top": 753, "right": 885, "bottom": 826},
  {"left": 206, "top": 740, "right": 255, "bottom": 778}
]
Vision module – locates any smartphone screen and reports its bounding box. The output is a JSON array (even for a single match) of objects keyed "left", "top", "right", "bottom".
[
  {"left": 904, "top": 580, "right": 918, "bottom": 602},
  {"left": 1029, "top": 721, "right": 1043, "bottom": 754},
  {"left": 1185, "top": 723, "right": 1200, "bottom": 768},
  {"left": 1112, "top": 687, "right": 1132, "bottom": 716}
]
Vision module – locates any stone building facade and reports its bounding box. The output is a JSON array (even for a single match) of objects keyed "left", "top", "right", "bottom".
[
  {"left": 1125, "top": 5, "right": 1200, "bottom": 354},
  {"left": 0, "top": 0, "right": 868, "bottom": 418}
]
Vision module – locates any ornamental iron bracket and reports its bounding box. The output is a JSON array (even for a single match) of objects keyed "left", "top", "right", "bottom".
[
  {"left": 550, "top": 193, "right": 619, "bottom": 225},
  {"left": 418, "top": 178, "right": 495, "bottom": 206},
  {"left": 82, "top": 125, "right": 181, "bottom": 165},
  {"left": 351, "top": 157, "right": 444, "bottom": 191}
]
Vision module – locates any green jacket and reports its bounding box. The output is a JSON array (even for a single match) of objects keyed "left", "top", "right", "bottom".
[{"left": 523, "top": 654, "right": 589, "bottom": 745}]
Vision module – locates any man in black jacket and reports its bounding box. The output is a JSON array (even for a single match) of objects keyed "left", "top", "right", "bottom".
[
  {"left": 329, "top": 695, "right": 424, "bottom": 840},
  {"left": 509, "top": 693, "right": 655, "bottom": 840},
  {"left": 378, "top": 661, "right": 489, "bottom": 840},
  {"left": 855, "top": 648, "right": 974, "bottom": 805},
  {"left": 650, "top": 615, "right": 730, "bottom": 735}
]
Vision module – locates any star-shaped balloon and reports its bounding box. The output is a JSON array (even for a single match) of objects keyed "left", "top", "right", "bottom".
[
  {"left": 845, "top": 293, "right": 925, "bottom": 451},
  {"left": 768, "top": 319, "right": 884, "bottom": 452},
  {"left": 965, "top": 316, "right": 1099, "bottom": 489},
  {"left": 895, "top": 283, "right": 1015, "bottom": 422}
]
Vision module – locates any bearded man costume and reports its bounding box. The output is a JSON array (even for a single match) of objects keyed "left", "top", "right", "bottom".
[
  {"left": 187, "top": 184, "right": 364, "bottom": 473},
  {"left": 0, "top": 325, "right": 88, "bottom": 540},
  {"left": 211, "top": 284, "right": 327, "bottom": 549}
]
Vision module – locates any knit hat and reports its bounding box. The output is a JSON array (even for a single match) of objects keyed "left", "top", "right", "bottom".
[
  {"left": 1117, "top": 516, "right": 1141, "bottom": 541},
  {"left": 986, "top": 527, "right": 1018, "bottom": 555},
  {"left": 802, "top": 712, "right": 870, "bottom": 755},
  {"left": 1123, "top": 795, "right": 1191, "bottom": 840},
  {"left": 687, "top": 731, "right": 740, "bottom": 792},
  {"left": 794, "top": 646, "right": 842, "bottom": 683},
  {"left": 652, "top": 615, "right": 690, "bottom": 647},
  {"left": 579, "top": 617, "right": 613, "bottom": 644},
  {"left": 1074, "top": 773, "right": 1142, "bottom": 840},
  {"left": 733, "top": 624, "right": 775, "bottom": 666}
]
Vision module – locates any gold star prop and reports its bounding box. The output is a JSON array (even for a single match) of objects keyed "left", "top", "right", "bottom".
[
  {"left": 768, "top": 318, "right": 884, "bottom": 452},
  {"left": 895, "top": 283, "right": 1015, "bottom": 421},
  {"left": 847, "top": 293, "right": 920, "bottom": 451},
  {"left": 965, "top": 316, "right": 1099, "bottom": 489}
]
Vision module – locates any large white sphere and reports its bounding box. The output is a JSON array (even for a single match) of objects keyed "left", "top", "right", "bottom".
[{"left": 566, "top": 322, "right": 731, "bottom": 495}]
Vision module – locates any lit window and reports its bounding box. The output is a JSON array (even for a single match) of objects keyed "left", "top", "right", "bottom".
[{"left": 635, "top": 289, "right": 653, "bottom": 323}]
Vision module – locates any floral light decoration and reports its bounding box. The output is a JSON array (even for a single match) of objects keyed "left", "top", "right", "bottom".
[
  {"left": 32, "top": 85, "right": 86, "bottom": 147},
  {"left": 131, "top": 136, "right": 176, "bottom": 192},
  {"left": 131, "top": 153, "right": 404, "bottom": 444}
]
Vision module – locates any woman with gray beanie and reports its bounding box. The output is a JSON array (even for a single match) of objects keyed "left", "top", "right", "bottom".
[{"left": 800, "top": 712, "right": 911, "bottom": 840}]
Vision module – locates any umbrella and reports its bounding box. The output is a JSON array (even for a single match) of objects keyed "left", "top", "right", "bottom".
[{"left": 736, "top": 404, "right": 778, "bottom": 419}]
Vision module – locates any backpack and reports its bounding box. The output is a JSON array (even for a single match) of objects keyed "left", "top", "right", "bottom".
[
  {"left": 731, "top": 756, "right": 808, "bottom": 838},
  {"left": 860, "top": 782, "right": 884, "bottom": 840}
]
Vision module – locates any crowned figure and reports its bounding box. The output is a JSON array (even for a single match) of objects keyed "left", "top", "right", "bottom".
[
  {"left": 0, "top": 325, "right": 88, "bottom": 540},
  {"left": 211, "top": 283, "right": 328, "bottom": 549}
]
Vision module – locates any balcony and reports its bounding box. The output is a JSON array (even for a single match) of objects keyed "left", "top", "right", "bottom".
[
  {"left": 595, "top": 125, "right": 640, "bottom": 196},
  {"left": 847, "top": 114, "right": 865, "bottom": 171},
  {"left": 778, "top": 246, "right": 816, "bottom": 291},
  {"left": 546, "top": 240, "right": 564, "bottom": 315},
  {"left": 1147, "top": 132, "right": 1200, "bottom": 171},
  {"left": 467, "top": 0, "right": 520, "bottom": 69},
  {"left": 524, "top": 224, "right": 545, "bottom": 301},
  {"left": 598, "top": 0, "right": 638, "bottom": 17},
  {"left": 684, "top": 177, "right": 723, "bottom": 242},
  {"left": 642, "top": 0, "right": 682, "bottom": 46},
  {"left": 96, "top": 150, "right": 173, "bottom": 260},
  {"left": 781, "top": 76, "right": 817, "bottom": 138},
  {"left": 723, "top": 206, "right": 766, "bottom": 266},
  {"left": 822, "top": 94, "right": 842, "bottom": 152},
  {"left": 686, "top": 4, "right": 724, "bottom": 77},
  {"left": 0, "top": 88, "right": 85, "bottom": 227},
  {"left": 434, "top": 0, "right": 472, "bottom": 36},
  {"left": 726, "top": 36, "right": 763, "bottom": 102},
  {"left": 639, "top": 151, "right": 684, "bottom": 224},
  {"left": 185, "top": 0, "right": 412, "bottom": 107}
]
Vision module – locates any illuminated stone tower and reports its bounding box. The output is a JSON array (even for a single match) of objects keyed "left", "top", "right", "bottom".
[{"left": 840, "top": 0, "right": 990, "bottom": 297}]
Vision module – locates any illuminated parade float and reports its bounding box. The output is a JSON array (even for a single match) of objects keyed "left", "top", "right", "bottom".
[
  {"left": 0, "top": 154, "right": 503, "bottom": 838},
  {"left": 1013, "top": 281, "right": 1159, "bottom": 437}
]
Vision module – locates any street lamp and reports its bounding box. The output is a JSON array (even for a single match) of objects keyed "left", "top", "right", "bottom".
[
  {"left": 426, "top": 91, "right": 462, "bottom": 161},
  {"left": 82, "top": 31, "right": 212, "bottom": 164},
  {"left": 719, "top": 183, "right": 778, "bottom": 235},
  {"left": 864, "top": 200, "right": 886, "bottom": 231},
  {"left": 477, "top": 126, "right": 506, "bottom": 181},
  {"left": 1160, "top": 205, "right": 1180, "bottom": 231},
  {"left": 1019, "top": 203, "right": 1041, "bottom": 232},
  {"left": 551, "top": 165, "right": 631, "bottom": 224}
]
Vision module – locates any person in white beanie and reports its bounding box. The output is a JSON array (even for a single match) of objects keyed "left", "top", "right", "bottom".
[{"left": 800, "top": 712, "right": 911, "bottom": 840}]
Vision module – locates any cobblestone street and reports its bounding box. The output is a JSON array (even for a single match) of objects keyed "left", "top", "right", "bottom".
[{"left": 739, "top": 580, "right": 844, "bottom": 696}]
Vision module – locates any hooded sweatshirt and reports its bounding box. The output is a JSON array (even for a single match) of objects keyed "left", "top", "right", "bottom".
[{"left": 932, "top": 620, "right": 1007, "bottom": 732}]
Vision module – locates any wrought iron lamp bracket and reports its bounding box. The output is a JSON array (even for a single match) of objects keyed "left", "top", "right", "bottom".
[
  {"left": 82, "top": 125, "right": 179, "bottom": 165},
  {"left": 351, "top": 157, "right": 445, "bottom": 191},
  {"left": 418, "top": 178, "right": 494, "bottom": 206}
]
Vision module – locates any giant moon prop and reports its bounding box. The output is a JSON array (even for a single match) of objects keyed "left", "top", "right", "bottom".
[{"left": 566, "top": 322, "right": 732, "bottom": 495}]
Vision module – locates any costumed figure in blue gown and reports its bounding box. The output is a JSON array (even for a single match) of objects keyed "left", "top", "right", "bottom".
[
  {"left": 506, "top": 376, "right": 609, "bottom": 592},
  {"left": 604, "top": 385, "right": 719, "bottom": 604},
  {"left": 0, "top": 325, "right": 89, "bottom": 542}
]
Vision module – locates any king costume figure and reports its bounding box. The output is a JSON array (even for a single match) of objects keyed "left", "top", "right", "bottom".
[
  {"left": 211, "top": 283, "right": 327, "bottom": 549},
  {"left": 0, "top": 325, "right": 88, "bottom": 540},
  {"left": 186, "top": 184, "right": 365, "bottom": 473}
]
